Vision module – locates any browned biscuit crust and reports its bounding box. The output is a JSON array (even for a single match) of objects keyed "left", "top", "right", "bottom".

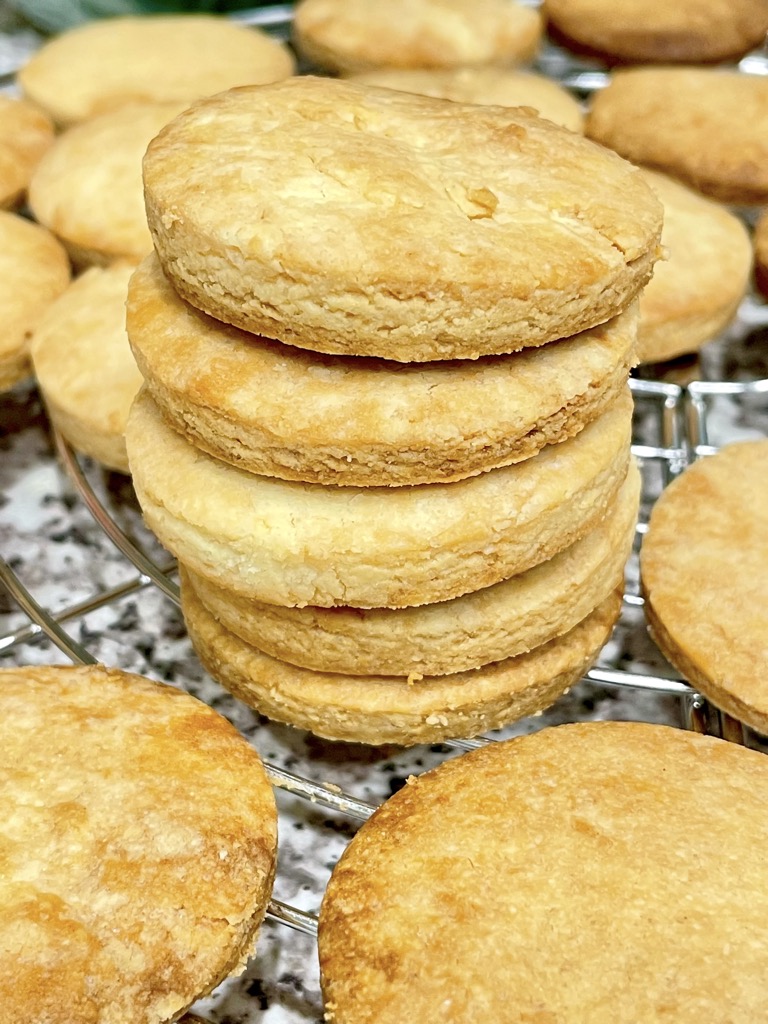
[
  {"left": 640, "top": 441, "right": 768, "bottom": 733},
  {"left": 0, "top": 663, "right": 277, "bottom": 1024},
  {"left": 144, "top": 77, "right": 663, "bottom": 362},
  {"left": 182, "top": 571, "right": 622, "bottom": 745},
  {"left": 587, "top": 68, "right": 768, "bottom": 206},
  {"left": 128, "top": 254, "right": 636, "bottom": 486},
  {"left": 293, "top": 0, "right": 542, "bottom": 74},
  {"left": 319, "top": 721, "right": 768, "bottom": 1022}
]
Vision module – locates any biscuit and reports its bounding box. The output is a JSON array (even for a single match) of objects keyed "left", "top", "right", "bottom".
[
  {"left": 544, "top": 0, "right": 768, "bottom": 64},
  {"left": 636, "top": 170, "right": 752, "bottom": 363},
  {"left": 0, "top": 663, "right": 277, "bottom": 1024},
  {"left": 143, "top": 77, "right": 663, "bottom": 362},
  {"left": 18, "top": 14, "right": 295, "bottom": 128},
  {"left": 30, "top": 262, "right": 143, "bottom": 473},
  {"left": 126, "top": 386, "right": 633, "bottom": 609},
  {"left": 319, "top": 721, "right": 768, "bottom": 1022},
  {"left": 754, "top": 208, "right": 768, "bottom": 298},
  {"left": 587, "top": 67, "right": 768, "bottom": 206},
  {"left": 183, "top": 460, "right": 639, "bottom": 678},
  {"left": 0, "top": 211, "right": 70, "bottom": 393},
  {"left": 181, "top": 570, "right": 622, "bottom": 745},
  {"left": 641, "top": 441, "right": 768, "bottom": 734},
  {"left": 293, "top": 0, "right": 542, "bottom": 74},
  {"left": 29, "top": 102, "right": 187, "bottom": 268},
  {"left": 0, "top": 94, "right": 54, "bottom": 209},
  {"left": 348, "top": 66, "right": 584, "bottom": 132},
  {"left": 128, "top": 254, "right": 636, "bottom": 486}
]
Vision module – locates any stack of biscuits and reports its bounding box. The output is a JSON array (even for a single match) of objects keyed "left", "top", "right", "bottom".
[{"left": 125, "top": 76, "right": 663, "bottom": 746}]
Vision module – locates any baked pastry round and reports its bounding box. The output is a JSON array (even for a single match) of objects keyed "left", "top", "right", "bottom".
[
  {"left": 29, "top": 101, "right": 186, "bottom": 268},
  {"left": 182, "top": 570, "right": 622, "bottom": 745},
  {"left": 144, "top": 76, "right": 663, "bottom": 362},
  {"left": 586, "top": 68, "right": 768, "bottom": 206},
  {"left": 31, "top": 262, "right": 143, "bottom": 473},
  {"left": 18, "top": 14, "right": 295, "bottom": 128},
  {"left": 126, "top": 386, "right": 633, "bottom": 609},
  {"left": 293, "top": 0, "right": 542, "bottom": 74},
  {"left": 544, "top": 0, "right": 768, "bottom": 64},
  {"left": 128, "top": 254, "right": 636, "bottom": 486},
  {"left": 754, "top": 208, "right": 768, "bottom": 298},
  {"left": 636, "top": 169, "right": 752, "bottom": 363},
  {"left": 183, "top": 460, "right": 639, "bottom": 677},
  {"left": 641, "top": 441, "right": 768, "bottom": 733},
  {"left": 348, "top": 66, "right": 584, "bottom": 131},
  {"left": 0, "top": 211, "right": 70, "bottom": 393},
  {"left": 319, "top": 720, "right": 768, "bottom": 1022},
  {"left": 0, "top": 94, "right": 54, "bottom": 208},
  {"left": 0, "top": 663, "right": 277, "bottom": 1024}
]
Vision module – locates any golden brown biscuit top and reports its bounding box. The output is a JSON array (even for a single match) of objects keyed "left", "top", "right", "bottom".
[
  {"left": 144, "top": 77, "right": 661, "bottom": 315},
  {"left": 0, "top": 664, "right": 277, "bottom": 1024},
  {"left": 0, "top": 94, "right": 55, "bottom": 207},
  {"left": 294, "top": 0, "right": 542, "bottom": 72},
  {"left": 18, "top": 14, "right": 295, "bottom": 127},
  {"left": 319, "top": 720, "right": 768, "bottom": 1023}
]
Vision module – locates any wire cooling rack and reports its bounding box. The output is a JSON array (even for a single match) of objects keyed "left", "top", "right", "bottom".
[{"left": 2, "top": 6, "right": 768, "bottom": 1021}]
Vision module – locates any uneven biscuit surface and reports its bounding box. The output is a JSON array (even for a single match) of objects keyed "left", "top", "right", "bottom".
[
  {"left": 587, "top": 68, "right": 768, "bottom": 205},
  {"left": 0, "top": 664, "right": 277, "bottom": 1024},
  {"left": 293, "top": 0, "right": 542, "bottom": 73},
  {"left": 19, "top": 14, "right": 295, "bottom": 127},
  {"left": 126, "top": 387, "right": 632, "bottom": 609},
  {"left": 128, "top": 255, "right": 636, "bottom": 485},
  {"left": 183, "top": 461, "right": 639, "bottom": 677},
  {"left": 319, "top": 721, "right": 768, "bottom": 1022},
  {"left": 641, "top": 441, "right": 768, "bottom": 733},
  {"left": 144, "top": 77, "right": 662, "bottom": 362},
  {"left": 636, "top": 169, "right": 751, "bottom": 363},
  {"left": 182, "top": 573, "right": 622, "bottom": 745},
  {"left": 0, "top": 94, "right": 54, "bottom": 208}
]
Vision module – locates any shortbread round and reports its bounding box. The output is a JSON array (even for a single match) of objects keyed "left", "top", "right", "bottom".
[
  {"left": 182, "top": 572, "right": 621, "bottom": 745},
  {"left": 18, "top": 14, "right": 295, "bottom": 128},
  {"left": 0, "top": 663, "right": 277, "bottom": 1024},
  {"left": 0, "top": 211, "right": 70, "bottom": 393},
  {"left": 293, "top": 0, "right": 542, "bottom": 74},
  {"left": 544, "top": 0, "right": 768, "bottom": 63},
  {"left": 143, "top": 77, "right": 663, "bottom": 362},
  {"left": 31, "top": 262, "right": 143, "bottom": 473},
  {"left": 319, "top": 721, "right": 768, "bottom": 1023},
  {"left": 183, "top": 461, "right": 639, "bottom": 677},
  {"left": 0, "top": 94, "right": 54, "bottom": 209},
  {"left": 641, "top": 441, "right": 768, "bottom": 734},
  {"left": 126, "top": 386, "right": 632, "bottom": 609},
  {"left": 348, "top": 66, "right": 584, "bottom": 131},
  {"left": 29, "top": 102, "right": 187, "bottom": 268},
  {"left": 754, "top": 208, "right": 768, "bottom": 298},
  {"left": 636, "top": 170, "right": 752, "bottom": 363},
  {"left": 128, "top": 254, "right": 636, "bottom": 486},
  {"left": 587, "top": 68, "right": 768, "bottom": 206}
]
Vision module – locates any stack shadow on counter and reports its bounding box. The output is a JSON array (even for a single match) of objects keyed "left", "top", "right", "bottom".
[{"left": 125, "top": 76, "right": 663, "bottom": 746}]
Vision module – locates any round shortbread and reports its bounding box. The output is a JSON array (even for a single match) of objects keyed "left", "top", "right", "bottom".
[
  {"left": 543, "top": 0, "right": 768, "bottom": 63},
  {"left": 319, "top": 721, "right": 768, "bottom": 1022},
  {"left": 182, "top": 571, "right": 622, "bottom": 745},
  {"left": 29, "top": 102, "right": 187, "bottom": 268},
  {"left": 126, "top": 387, "right": 633, "bottom": 609},
  {"left": 128, "top": 254, "right": 636, "bottom": 487},
  {"left": 293, "top": 0, "right": 542, "bottom": 74},
  {"left": 183, "top": 461, "right": 639, "bottom": 678},
  {"left": 586, "top": 68, "right": 768, "bottom": 206},
  {"left": 754, "top": 208, "right": 768, "bottom": 298},
  {"left": 0, "top": 211, "right": 70, "bottom": 393},
  {"left": 31, "top": 262, "right": 143, "bottom": 473},
  {"left": 0, "top": 94, "right": 54, "bottom": 209},
  {"left": 348, "top": 66, "right": 584, "bottom": 131},
  {"left": 0, "top": 663, "right": 277, "bottom": 1024},
  {"left": 641, "top": 441, "right": 768, "bottom": 734},
  {"left": 143, "top": 77, "right": 663, "bottom": 362},
  {"left": 636, "top": 169, "right": 752, "bottom": 363},
  {"left": 18, "top": 14, "right": 295, "bottom": 128}
]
